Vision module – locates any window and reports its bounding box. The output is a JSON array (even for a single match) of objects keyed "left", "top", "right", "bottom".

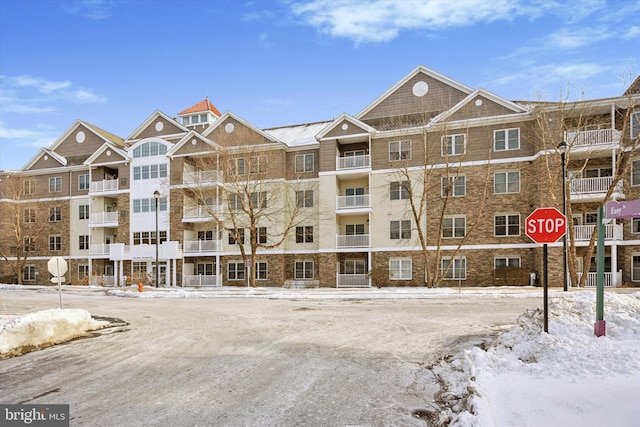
[
  {"left": 79, "top": 204, "right": 89, "bottom": 220},
  {"left": 133, "top": 164, "right": 167, "bottom": 180},
  {"left": 442, "top": 257, "right": 466, "bottom": 279},
  {"left": 229, "top": 193, "right": 243, "bottom": 210},
  {"left": 295, "top": 153, "right": 314, "bottom": 172},
  {"left": 255, "top": 262, "right": 268, "bottom": 280},
  {"left": 23, "top": 265, "right": 36, "bottom": 282},
  {"left": 442, "top": 134, "right": 465, "bottom": 156},
  {"left": 78, "top": 265, "right": 89, "bottom": 280},
  {"left": 197, "top": 263, "right": 215, "bottom": 275},
  {"left": 494, "top": 171, "right": 520, "bottom": 194},
  {"left": 389, "top": 259, "right": 412, "bottom": 280},
  {"left": 585, "top": 212, "right": 598, "bottom": 224},
  {"left": 228, "top": 228, "right": 245, "bottom": 244},
  {"left": 296, "top": 190, "right": 314, "bottom": 207},
  {"left": 256, "top": 227, "right": 267, "bottom": 244},
  {"left": 49, "top": 206, "right": 61, "bottom": 222},
  {"left": 389, "top": 140, "right": 411, "bottom": 161},
  {"left": 132, "top": 262, "right": 146, "bottom": 276},
  {"left": 23, "top": 237, "right": 35, "bottom": 252},
  {"left": 495, "top": 257, "right": 521, "bottom": 268},
  {"left": 198, "top": 230, "right": 214, "bottom": 240},
  {"left": 228, "top": 262, "right": 246, "bottom": 280},
  {"left": 228, "top": 157, "right": 245, "bottom": 175},
  {"left": 632, "top": 160, "right": 640, "bottom": 186},
  {"left": 132, "top": 141, "right": 167, "bottom": 158},
  {"left": 633, "top": 254, "right": 640, "bottom": 282},
  {"left": 390, "top": 220, "right": 411, "bottom": 239},
  {"left": 23, "top": 208, "right": 35, "bottom": 223},
  {"left": 250, "top": 156, "right": 266, "bottom": 174},
  {"left": 79, "top": 174, "right": 90, "bottom": 190},
  {"left": 585, "top": 167, "right": 612, "bottom": 178},
  {"left": 251, "top": 192, "right": 268, "bottom": 209},
  {"left": 390, "top": 181, "right": 410, "bottom": 200},
  {"left": 346, "top": 224, "right": 365, "bottom": 235},
  {"left": 632, "top": 218, "right": 640, "bottom": 234},
  {"left": 296, "top": 226, "right": 314, "bottom": 243},
  {"left": 49, "top": 176, "right": 62, "bottom": 192},
  {"left": 133, "top": 231, "right": 167, "bottom": 245},
  {"left": 443, "top": 216, "right": 466, "bottom": 238},
  {"left": 49, "top": 235, "right": 62, "bottom": 251},
  {"left": 442, "top": 176, "right": 466, "bottom": 197},
  {"left": 344, "top": 259, "right": 366, "bottom": 274},
  {"left": 24, "top": 179, "right": 35, "bottom": 195},
  {"left": 79, "top": 235, "right": 89, "bottom": 250},
  {"left": 632, "top": 111, "right": 640, "bottom": 139},
  {"left": 494, "top": 128, "right": 520, "bottom": 151},
  {"left": 133, "top": 197, "right": 167, "bottom": 213},
  {"left": 495, "top": 214, "right": 520, "bottom": 236},
  {"left": 295, "top": 261, "right": 314, "bottom": 279}
]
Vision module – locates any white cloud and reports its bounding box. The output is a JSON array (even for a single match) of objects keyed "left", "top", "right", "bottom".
[
  {"left": 60, "top": 0, "right": 116, "bottom": 20},
  {"left": 68, "top": 88, "right": 107, "bottom": 104},
  {"left": 548, "top": 27, "right": 612, "bottom": 49},
  {"left": 0, "top": 122, "right": 57, "bottom": 149},
  {"left": 622, "top": 26, "right": 640, "bottom": 39}
]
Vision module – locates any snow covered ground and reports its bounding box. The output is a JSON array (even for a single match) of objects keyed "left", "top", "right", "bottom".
[{"left": 1, "top": 285, "right": 639, "bottom": 426}]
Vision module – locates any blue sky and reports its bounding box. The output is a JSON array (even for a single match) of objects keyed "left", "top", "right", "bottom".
[{"left": 1, "top": 0, "right": 638, "bottom": 170}]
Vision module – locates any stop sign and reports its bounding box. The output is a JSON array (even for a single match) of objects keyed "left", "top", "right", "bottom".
[{"left": 525, "top": 207, "right": 567, "bottom": 244}]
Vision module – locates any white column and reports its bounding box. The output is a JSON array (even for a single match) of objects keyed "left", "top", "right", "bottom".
[{"left": 173, "top": 258, "right": 177, "bottom": 287}]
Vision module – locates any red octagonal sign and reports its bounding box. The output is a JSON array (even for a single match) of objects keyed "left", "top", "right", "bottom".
[{"left": 525, "top": 207, "right": 567, "bottom": 244}]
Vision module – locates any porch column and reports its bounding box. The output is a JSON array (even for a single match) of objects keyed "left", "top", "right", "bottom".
[
  {"left": 114, "top": 260, "right": 119, "bottom": 287},
  {"left": 88, "top": 258, "right": 93, "bottom": 283},
  {"left": 611, "top": 244, "right": 618, "bottom": 286},
  {"left": 173, "top": 258, "right": 177, "bottom": 287}
]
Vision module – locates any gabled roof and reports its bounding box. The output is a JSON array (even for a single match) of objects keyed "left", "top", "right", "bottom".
[
  {"left": 84, "top": 142, "right": 130, "bottom": 166},
  {"left": 125, "top": 110, "right": 189, "bottom": 141},
  {"left": 49, "top": 120, "right": 125, "bottom": 153},
  {"left": 356, "top": 65, "right": 474, "bottom": 120},
  {"left": 167, "top": 131, "right": 221, "bottom": 158},
  {"left": 315, "top": 113, "right": 375, "bottom": 140},
  {"left": 624, "top": 75, "right": 640, "bottom": 96},
  {"left": 178, "top": 98, "right": 222, "bottom": 116},
  {"left": 202, "top": 111, "right": 283, "bottom": 146},
  {"left": 22, "top": 148, "right": 67, "bottom": 171},
  {"left": 430, "top": 88, "right": 529, "bottom": 125}
]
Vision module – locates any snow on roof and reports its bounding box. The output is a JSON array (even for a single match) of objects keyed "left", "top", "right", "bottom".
[{"left": 263, "top": 121, "right": 330, "bottom": 147}]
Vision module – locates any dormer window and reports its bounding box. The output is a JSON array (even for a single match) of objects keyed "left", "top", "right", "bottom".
[{"left": 182, "top": 113, "right": 211, "bottom": 126}]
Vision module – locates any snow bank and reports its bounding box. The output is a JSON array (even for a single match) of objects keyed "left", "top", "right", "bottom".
[
  {"left": 433, "top": 291, "right": 640, "bottom": 427},
  {"left": 0, "top": 308, "right": 109, "bottom": 359}
]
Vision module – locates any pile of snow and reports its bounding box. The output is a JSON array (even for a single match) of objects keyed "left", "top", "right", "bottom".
[
  {"left": 0, "top": 308, "right": 109, "bottom": 359},
  {"left": 433, "top": 291, "right": 640, "bottom": 427}
]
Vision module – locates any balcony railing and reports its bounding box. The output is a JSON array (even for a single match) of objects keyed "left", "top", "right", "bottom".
[
  {"left": 573, "top": 271, "right": 621, "bottom": 288},
  {"left": 573, "top": 224, "right": 623, "bottom": 241},
  {"left": 183, "top": 275, "right": 220, "bottom": 287},
  {"left": 337, "top": 274, "right": 369, "bottom": 287},
  {"left": 336, "top": 194, "right": 370, "bottom": 209},
  {"left": 570, "top": 176, "right": 614, "bottom": 194},
  {"left": 336, "top": 154, "right": 370, "bottom": 170},
  {"left": 336, "top": 234, "right": 370, "bottom": 248},
  {"left": 183, "top": 170, "right": 222, "bottom": 185},
  {"left": 565, "top": 129, "right": 621, "bottom": 147},
  {"left": 89, "top": 244, "right": 111, "bottom": 256},
  {"left": 182, "top": 205, "right": 222, "bottom": 221},
  {"left": 90, "top": 179, "right": 119, "bottom": 193},
  {"left": 89, "top": 211, "right": 118, "bottom": 226},
  {"left": 183, "top": 240, "right": 222, "bottom": 254},
  {"left": 89, "top": 275, "right": 117, "bottom": 287}
]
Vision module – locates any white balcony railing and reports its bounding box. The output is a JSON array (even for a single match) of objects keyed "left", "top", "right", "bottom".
[
  {"left": 337, "top": 274, "right": 369, "bottom": 287},
  {"left": 337, "top": 155, "right": 370, "bottom": 170},
  {"left": 336, "top": 194, "right": 370, "bottom": 209},
  {"left": 573, "top": 272, "right": 621, "bottom": 288},
  {"left": 183, "top": 170, "right": 222, "bottom": 185},
  {"left": 90, "top": 179, "right": 119, "bottom": 193},
  {"left": 336, "top": 234, "right": 370, "bottom": 248},
  {"left": 89, "top": 211, "right": 118, "bottom": 226},
  {"left": 183, "top": 275, "right": 220, "bottom": 287},
  {"left": 182, "top": 205, "right": 222, "bottom": 221},
  {"left": 89, "top": 244, "right": 111, "bottom": 256},
  {"left": 565, "top": 129, "right": 621, "bottom": 147},
  {"left": 89, "top": 275, "right": 116, "bottom": 287},
  {"left": 573, "top": 224, "right": 623, "bottom": 241},
  {"left": 570, "top": 176, "right": 614, "bottom": 194},
  {"left": 183, "top": 240, "right": 222, "bottom": 254}
]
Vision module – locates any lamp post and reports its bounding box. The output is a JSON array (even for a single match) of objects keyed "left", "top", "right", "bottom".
[
  {"left": 557, "top": 141, "right": 568, "bottom": 291},
  {"left": 154, "top": 190, "right": 160, "bottom": 288}
]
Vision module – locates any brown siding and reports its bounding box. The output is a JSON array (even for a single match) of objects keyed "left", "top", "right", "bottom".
[
  {"left": 323, "top": 120, "right": 369, "bottom": 139},
  {"left": 448, "top": 96, "right": 517, "bottom": 122},
  {"left": 135, "top": 117, "right": 185, "bottom": 140},
  {"left": 53, "top": 125, "right": 106, "bottom": 160}
]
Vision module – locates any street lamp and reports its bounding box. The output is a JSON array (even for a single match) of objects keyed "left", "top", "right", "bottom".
[
  {"left": 154, "top": 190, "right": 160, "bottom": 288},
  {"left": 557, "top": 141, "right": 568, "bottom": 292}
]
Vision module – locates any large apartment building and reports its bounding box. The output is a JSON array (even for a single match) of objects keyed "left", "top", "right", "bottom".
[{"left": 1, "top": 66, "right": 639, "bottom": 288}]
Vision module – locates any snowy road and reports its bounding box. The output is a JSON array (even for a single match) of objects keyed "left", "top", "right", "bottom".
[{"left": 0, "top": 288, "right": 539, "bottom": 426}]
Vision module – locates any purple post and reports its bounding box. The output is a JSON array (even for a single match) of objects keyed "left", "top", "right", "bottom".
[{"left": 594, "top": 320, "right": 606, "bottom": 337}]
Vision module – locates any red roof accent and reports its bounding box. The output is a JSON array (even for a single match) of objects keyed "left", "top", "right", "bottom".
[{"left": 178, "top": 98, "right": 221, "bottom": 116}]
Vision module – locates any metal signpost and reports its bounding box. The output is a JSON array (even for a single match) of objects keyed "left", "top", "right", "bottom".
[
  {"left": 525, "top": 207, "right": 567, "bottom": 333},
  {"left": 48, "top": 256, "right": 68, "bottom": 309}
]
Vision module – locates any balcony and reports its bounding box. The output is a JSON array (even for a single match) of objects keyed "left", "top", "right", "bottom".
[
  {"left": 182, "top": 205, "right": 223, "bottom": 222},
  {"left": 90, "top": 179, "right": 119, "bottom": 194},
  {"left": 336, "top": 194, "right": 371, "bottom": 212},
  {"left": 183, "top": 170, "right": 222, "bottom": 186},
  {"left": 572, "top": 271, "right": 622, "bottom": 288},
  {"left": 336, "top": 154, "right": 370, "bottom": 170},
  {"left": 183, "top": 240, "right": 222, "bottom": 255},
  {"left": 183, "top": 275, "right": 220, "bottom": 287},
  {"left": 337, "top": 274, "right": 369, "bottom": 287},
  {"left": 89, "top": 244, "right": 111, "bottom": 257},
  {"left": 108, "top": 241, "right": 182, "bottom": 261},
  {"left": 573, "top": 224, "right": 623, "bottom": 241},
  {"left": 89, "top": 211, "right": 118, "bottom": 227},
  {"left": 569, "top": 177, "right": 623, "bottom": 201},
  {"left": 336, "top": 234, "right": 370, "bottom": 248},
  {"left": 565, "top": 129, "right": 621, "bottom": 148}
]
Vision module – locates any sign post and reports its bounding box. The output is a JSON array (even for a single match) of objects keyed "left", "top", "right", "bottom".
[
  {"left": 48, "top": 256, "right": 68, "bottom": 309},
  {"left": 525, "top": 207, "right": 567, "bottom": 333}
]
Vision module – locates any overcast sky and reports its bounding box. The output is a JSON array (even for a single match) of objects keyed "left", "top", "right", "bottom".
[{"left": 1, "top": 0, "right": 638, "bottom": 170}]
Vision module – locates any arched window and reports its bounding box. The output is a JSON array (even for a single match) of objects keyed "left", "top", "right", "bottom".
[{"left": 132, "top": 141, "right": 168, "bottom": 158}]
